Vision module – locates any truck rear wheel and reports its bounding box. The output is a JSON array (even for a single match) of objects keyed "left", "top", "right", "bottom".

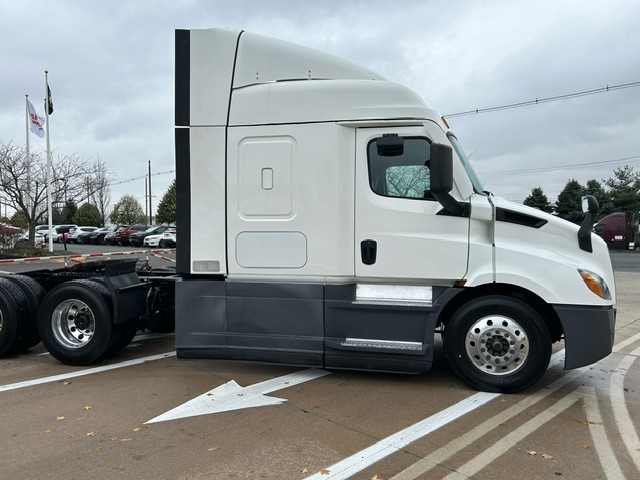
[
  {"left": 443, "top": 295, "right": 551, "bottom": 393},
  {"left": 38, "top": 280, "right": 114, "bottom": 365},
  {"left": 0, "top": 277, "right": 29, "bottom": 356},
  {"left": 5, "top": 275, "right": 46, "bottom": 350}
]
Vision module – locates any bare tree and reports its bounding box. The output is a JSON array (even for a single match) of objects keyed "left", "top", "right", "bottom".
[
  {"left": 0, "top": 141, "right": 113, "bottom": 245},
  {"left": 89, "top": 157, "right": 112, "bottom": 226}
]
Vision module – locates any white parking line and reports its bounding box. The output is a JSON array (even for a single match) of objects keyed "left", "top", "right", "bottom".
[
  {"left": 610, "top": 345, "right": 640, "bottom": 472},
  {"left": 583, "top": 386, "right": 626, "bottom": 480},
  {"left": 306, "top": 350, "right": 565, "bottom": 480},
  {"left": 0, "top": 351, "right": 176, "bottom": 393},
  {"left": 390, "top": 356, "right": 588, "bottom": 479},
  {"left": 305, "top": 392, "right": 499, "bottom": 480},
  {"left": 441, "top": 389, "right": 581, "bottom": 480}
]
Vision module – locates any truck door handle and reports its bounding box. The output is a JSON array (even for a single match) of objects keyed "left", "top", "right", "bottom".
[{"left": 361, "top": 239, "right": 377, "bottom": 265}]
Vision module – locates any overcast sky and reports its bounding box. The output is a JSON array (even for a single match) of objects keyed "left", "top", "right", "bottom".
[{"left": 1, "top": 0, "right": 639, "bottom": 218}]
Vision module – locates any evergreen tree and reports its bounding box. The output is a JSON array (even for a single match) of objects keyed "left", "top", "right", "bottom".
[
  {"left": 523, "top": 187, "right": 553, "bottom": 213},
  {"left": 555, "top": 179, "right": 585, "bottom": 224},
  {"left": 61, "top": 200, "right": 78, "bottom": 224},
  {"left": 73, "top": 203, "right": 102, "bottom": 226},
  {"left": 156, "top": 179, "right": 176, "bottom": 224},
  {"left": 604, "top": 165, "right": 640, "bottom": 214},
  {"left": 110, "top": 195, "right": 146, "bottom": 225},
  {"left": 584, "top": 179, "right": 614, "bottom": 218}
]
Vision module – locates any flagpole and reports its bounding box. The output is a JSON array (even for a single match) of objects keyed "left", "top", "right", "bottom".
[
  {"left": 25, "top": 95, "right": 30, "bottom": 156},
  {"left": 44, "top": 70, "right": 53, "bottom": 252},
  {"left": 25, "top": 95, "right": 31, "bottom": 214}
]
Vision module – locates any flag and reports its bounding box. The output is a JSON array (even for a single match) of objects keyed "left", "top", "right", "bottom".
[
  {"left": 45, "top": 83, "right": 53, "bottom": 115},
  {"left": 27, "top": 99, "right": 45, "bottom": 138}
]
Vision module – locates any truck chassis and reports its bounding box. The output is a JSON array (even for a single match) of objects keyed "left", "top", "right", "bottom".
[{"left": 0, "top": 259, "right": 176, "bottom": 365}]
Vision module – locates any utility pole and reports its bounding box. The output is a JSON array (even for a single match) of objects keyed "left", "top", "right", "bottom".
[
  {"left": 148, "top": 160, "right": 152, "bottom": 225},
  {"left": 145, "top": 180, "right": 148, "bottom": 220}
]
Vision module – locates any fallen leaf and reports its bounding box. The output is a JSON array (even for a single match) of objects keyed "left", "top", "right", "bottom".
[
  {"left": 237, "top": 393, "right": 244, "bottom": 397},
  {"left": 582, "top": 444, "right": 590, "bottom": 450},
  {"left": 542, "top": 453, "right": 554, "bottom": 460},
  {"left": 83, "top": 406, "right": 92, "bottom": 411},
  {"left": 207, "top": 446, "right": 220, "bottom": 451},
  {"left": 133, "top": 428, "right": 142, "bottom": 432},
  {"left": 527, "top": 450, "right": 537, "bottom": 456},
  {"left": 321, "top": 469, "right": 331, "bottom": 475},
  {"left": 301, "top": 469, "right": 309, "bottom": 474},
  {"left": 120, "top": 438, "right": 132, "bottom": 442},
  {"left": 86, "top": 431, "right": 97, "bottom": 437},
  {"left": 56, "top": 416, "right": 65, "bottom": 421},
  {"left": 371, "top": 476, "right": 381, "bottom": 480},
  {"left": 63, "top": 381, "right": 72, "bottom": 386}
]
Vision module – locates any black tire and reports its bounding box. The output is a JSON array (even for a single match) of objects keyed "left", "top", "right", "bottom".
[
  {"left": 0, "top": 277, "right": 30, "bottom": 357},
  {"left": 158, "top": 239, "right": 166, "bottom": 248},
  {"left": 107, "top": 321, "right": 139, "bottom": 355},
  {"left": 4, "top": 275, "right": 46, "bottom": 350},
  {"left": 443, "top": 295, "right": 552, "bottom": 393},
  {"left": 38, "top": 280, "right": 114, "bottom": 365}
]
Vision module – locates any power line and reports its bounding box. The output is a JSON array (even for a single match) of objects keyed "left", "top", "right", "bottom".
[
  {"left": 109, "top": 169, "right": 174, "bottom": 187},
  {"left": 445, "top": 81, "right": 640, "bottom": 118},
  {"left": 478, "top": 155, "right": 640, "bottom": 176}
]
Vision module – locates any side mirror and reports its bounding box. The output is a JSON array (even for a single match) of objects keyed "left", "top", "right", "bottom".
[
  {"left": 578, "top": 195, "right": 599, "bottom": 252},
  {"left": 429, "top": 143, "right": 462, "bottom": 215},
  {"left": 429, "top": 143, "right": 453, "bottom": 194},
  {"left": 376, "top": 134, "right": 404, "bottom": 156},
  {"left": 582, "top": 195, "right": 599, "bottom": 214}
]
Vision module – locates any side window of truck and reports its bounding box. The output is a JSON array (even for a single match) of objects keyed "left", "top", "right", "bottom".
[{"left": 368, "top": 137, "right": 432, "bottom": 199}]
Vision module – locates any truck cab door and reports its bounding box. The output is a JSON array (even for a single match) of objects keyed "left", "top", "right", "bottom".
[{"left": 355, "top": 127, "right": 469, "bottom": 281}]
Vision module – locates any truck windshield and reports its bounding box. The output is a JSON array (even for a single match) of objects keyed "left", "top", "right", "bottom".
[{"left": 447, "top": 133, "right": 486, "bottom": 195}]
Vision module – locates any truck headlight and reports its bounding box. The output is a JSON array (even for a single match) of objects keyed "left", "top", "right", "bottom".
[{"left": 578, "top": 269, "right": 611, "bottom": 300}]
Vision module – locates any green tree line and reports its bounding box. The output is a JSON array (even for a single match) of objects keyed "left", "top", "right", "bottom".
[{"left": 523, "top": 165, "right": 640, "bottom": 224}]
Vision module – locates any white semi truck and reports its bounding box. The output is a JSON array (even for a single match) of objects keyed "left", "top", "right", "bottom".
[{"left": 0, "top": 28, "right": 615, "bottom": 393}]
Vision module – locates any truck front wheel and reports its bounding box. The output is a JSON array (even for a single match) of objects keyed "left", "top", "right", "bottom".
[
  {"left": 38, "top": 280, "right": 113, "bottom": 365},
  {"left": 443, "top": 295, "right": 551, "bottom": 393}
]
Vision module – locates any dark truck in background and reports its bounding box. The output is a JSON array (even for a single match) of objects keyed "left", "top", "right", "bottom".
[{"left": 594, "top": 212, "right": 636, "bottom": 250}]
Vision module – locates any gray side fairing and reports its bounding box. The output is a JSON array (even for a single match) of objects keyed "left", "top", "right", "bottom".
[{"left": 175, "top": 279, "right": 462, "bottom": 373}]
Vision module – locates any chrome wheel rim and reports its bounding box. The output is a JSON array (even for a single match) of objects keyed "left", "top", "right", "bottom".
[
  {"left": 51, "top": 298, "right": 95, "bottom": 349},
  {"left": 465, "top": 315, "right": 529, "bottom": 375}
]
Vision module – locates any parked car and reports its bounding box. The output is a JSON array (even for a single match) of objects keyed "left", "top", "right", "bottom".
[
  {"left": 105, "top": 226, "right": 129, "bottom": 246},
  {"left": 12, "top": 231, "right": 46, "bottom": 249},
  {"left": 44, "top": 224, "right": 77, "bottom": 243},
  {"left": 0, "top": 223, "right": 24, "bottom": 249},
  {"left": 68, "top": 226, "right": 99, "bottom": 243},
  {"left": 143, "top": 228, "right": 176, "bottom": 248},
  {"left": 160, "top": 229, "right": 177, "bottom": 248},
  {"left": 117, "top": 224, "right": 149, "bottom": 246},
  {"left": 87, "top": 225, "right": 123, "bottom": 245},
  {"left": 129, "top": 225, "right": 173, "bottom": 247},
  {"left": 80, "top": 227, "right": 106, "bottom": 244}
]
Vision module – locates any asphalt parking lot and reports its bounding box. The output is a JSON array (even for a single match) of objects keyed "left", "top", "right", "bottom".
[{"left": 0, "top": 247, "right": 639, "bottom": 479}]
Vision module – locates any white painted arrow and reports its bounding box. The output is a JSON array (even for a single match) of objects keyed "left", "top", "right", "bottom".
[{"left": 146, "top": 368, "right": 331, "bottom": 424}]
